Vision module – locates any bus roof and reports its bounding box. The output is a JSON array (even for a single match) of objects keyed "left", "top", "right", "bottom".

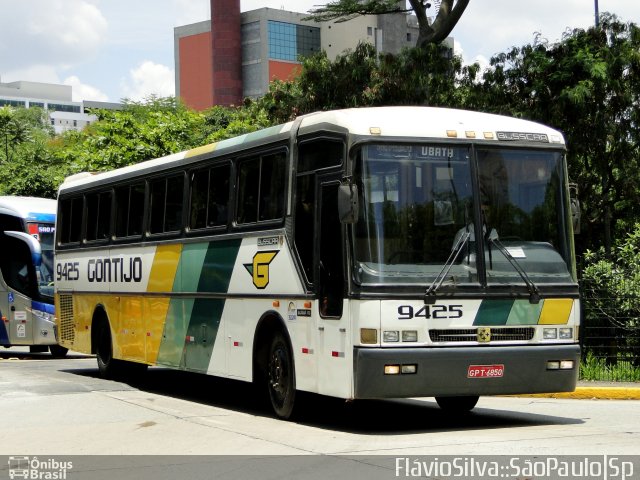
[
  {"left": 0, "top": 196, "right": 56, "bottom": 222},
  {"left": 59, "top": 107, "right": 565, "bottom": 193}
]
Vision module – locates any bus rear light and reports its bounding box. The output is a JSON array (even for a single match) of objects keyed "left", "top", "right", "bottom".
[
  {"left": 383, "top": 330, "right": 399, "bottom": 342},
  {"left": 402, "top": 330, "right": 418, "bottom": 342},
  {"left": 360, "top": 328, "right": 377, "bottom": 344}
]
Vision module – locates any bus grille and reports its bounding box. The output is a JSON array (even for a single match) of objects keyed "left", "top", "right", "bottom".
[
  {"left": 58, "top": 294, "right": 75, "bottom": 345},
  {"left": 429, "top": 327, "right": 535, "bottom": 343}
]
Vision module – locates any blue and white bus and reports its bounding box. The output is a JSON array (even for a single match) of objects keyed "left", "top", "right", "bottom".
[{"left": 0, "top": 196, "right": 67, "bottom": 357}]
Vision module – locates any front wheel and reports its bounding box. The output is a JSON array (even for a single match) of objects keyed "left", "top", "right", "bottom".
[
  {"left": 435, "top": 395, "right": 479, "bottom": 412},
  {"left": 267, "top": 332, "right": 296, "bottom": 419}
]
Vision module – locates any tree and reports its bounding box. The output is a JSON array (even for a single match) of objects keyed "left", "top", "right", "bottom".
[
  {"left": 464, "top": 15, "right": 640, "bottom": 255},
  {"left": 256, "top": 41, "right": 462, "bottom": 121},
  {"left": 305, "top": 0, "right": 470, "bottom": 48},
  {"left": 0, "top": 106, "right": 31, "bottom": 164},
  {"left": 0, "top": 106, "right": 59, "bottom": 197}
]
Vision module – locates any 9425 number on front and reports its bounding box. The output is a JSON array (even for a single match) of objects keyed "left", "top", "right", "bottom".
[{"left": 398, "top": 304, "right": 463, "bottom": 320}]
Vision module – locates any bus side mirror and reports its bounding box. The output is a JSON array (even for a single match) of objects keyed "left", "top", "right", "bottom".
[
  {"left": 5, "top": 231, "right": 42, "bottom": 267},
  {"left": 338, "top": 184, "right": 359, "bottom": 224},
  {"left": 569, "top": 183, "right": 580, "bottom": 235}
]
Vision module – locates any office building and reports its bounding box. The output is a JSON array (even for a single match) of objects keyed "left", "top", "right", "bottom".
[
  {"left": 175, "top": 0, "right": 423, "bottom": 109},
  {"left": 0, "top": 80, "right": 120, "bottom": 134}
]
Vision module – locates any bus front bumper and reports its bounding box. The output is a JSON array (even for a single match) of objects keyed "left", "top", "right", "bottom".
[{"left": 353, "top": 344, "right": 580, "bottom": 399}]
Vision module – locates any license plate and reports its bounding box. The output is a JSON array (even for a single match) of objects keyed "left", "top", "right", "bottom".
[{"left": 467, "top": 364, "right": 504, "bottom": 378}]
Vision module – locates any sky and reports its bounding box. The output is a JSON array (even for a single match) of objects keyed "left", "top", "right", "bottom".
[{"left": 1, "top": 0, "right": 639, "bottom": 103}]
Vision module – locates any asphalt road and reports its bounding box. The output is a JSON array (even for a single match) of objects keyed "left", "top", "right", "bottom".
[{"left": 1, "top": 347, "right": 639, "bottom": 458}]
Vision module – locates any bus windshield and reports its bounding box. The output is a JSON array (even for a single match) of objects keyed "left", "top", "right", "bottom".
[
  {"left": 352, "top": 144, "right": 574, "bottom": 287},
  {"left": 28, "top": 222, "right": 56, "bottom": 298}
]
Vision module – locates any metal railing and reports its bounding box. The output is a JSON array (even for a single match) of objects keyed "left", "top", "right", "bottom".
[{"left": 580, "top": 280, "right": 640, "bottom": 382}]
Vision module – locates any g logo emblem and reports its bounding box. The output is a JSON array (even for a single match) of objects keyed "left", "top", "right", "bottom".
[{"left": 244, "top": 251, "right": 279, "bottom": 289}]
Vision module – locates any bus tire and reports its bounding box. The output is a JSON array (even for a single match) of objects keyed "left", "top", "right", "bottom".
[
  {"left": 267, "top": 331, "right": 296, "bottom": 419},
  {"left": 95, "top": 318, "right": 119, "bottom": 379},
  {"left": 49, "top": 345, "right": 69, "bottom": 358},
  {"left": 435, "top": 395, "right": 479, "bottom": 412}
]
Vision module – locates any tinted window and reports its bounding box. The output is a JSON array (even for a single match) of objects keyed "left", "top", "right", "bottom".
[
  {"left": 149, "top": 174, "right": 184, "bottom": 234},
  {"left": 298, "top": 139, "right": 343, "bottom": 173},
  {"left": 60, "top": 197, "right": 83, "bottom": 244},
  {"left": 237, "top": 152, "right": 286, "bottom": 225},
  {"left": 85, "top": 191, "right": 112, "bottom": 241},
  {"left": 115, "top": 183, "right": 145, "bottom": 238},
  {"left": 189, "top": 163, "right": 230, "bottom": 230}
]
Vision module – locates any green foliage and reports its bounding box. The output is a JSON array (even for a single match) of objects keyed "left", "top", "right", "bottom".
[
  {"left": 580, "top": 352, "right": 640, "bottom": 382},
  {"left": 0, "top": 106, "right": 58, "bottom": 197},
  {"left": 257, "top": 42, "right": 462, "bottom": 119},
  {"left": 466, "top": 15, "right": 640, "bottom": 254},
  {"left": 581, "top": 224, "right": 640, "bottom": 370}
]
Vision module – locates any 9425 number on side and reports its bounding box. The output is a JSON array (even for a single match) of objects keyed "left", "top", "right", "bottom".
[{"left": 397, "top": 304, "right": 463, "bottom": 320}]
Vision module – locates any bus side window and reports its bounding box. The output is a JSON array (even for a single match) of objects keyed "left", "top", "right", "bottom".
[
  {"left": 236, "top": 152, "right": 286, "bottom": 225},
  {"left": 115, "top": 183, "right": 145, "bottom": 238},
  {"left": 189, "top": 163, "right": 231, "bottom": 230},
  {"left": 85, "top": 191, "right": 112, "bottom": 242},
  {"left": 59, "top": 197, "right": 83, "bottom": 244}
]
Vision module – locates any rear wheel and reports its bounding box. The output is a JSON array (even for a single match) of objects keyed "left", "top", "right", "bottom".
[
  {"left": 435, "top": 395, "right": 479, "bottom": 412},
  {"left": 267, "top": 332, "right": 296, "bottom": 419},
  {"left": 96, "top": 319, "right": 119, "bottom": 378}
]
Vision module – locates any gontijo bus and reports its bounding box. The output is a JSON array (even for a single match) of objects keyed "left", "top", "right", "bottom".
[
  {"left": 54, "top": 107, "right": 580, "bottom": 418},
  {"left": 0, "top": 196, "right": 68, "bottom": 357}
]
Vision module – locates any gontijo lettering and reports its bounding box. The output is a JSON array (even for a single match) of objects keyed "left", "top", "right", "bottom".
[{"left": 88, "top": 257, "right": 143, "bottom": 283}]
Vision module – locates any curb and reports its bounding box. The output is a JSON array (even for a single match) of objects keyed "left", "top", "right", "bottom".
[{"left": 516, "top": 387, "right": 640, "bottom": 400}]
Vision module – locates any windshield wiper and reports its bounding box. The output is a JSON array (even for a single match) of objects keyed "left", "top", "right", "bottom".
[
  {"left": 424, "top": 230, "right": 471, "bottom": 304},
  {"left": 486, "top": 233, "right": 541, "bottom": 304}
]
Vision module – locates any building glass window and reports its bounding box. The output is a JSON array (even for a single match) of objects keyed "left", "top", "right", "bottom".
[{"left": 268, "top": 20, "right": 320, "bottom": 62}]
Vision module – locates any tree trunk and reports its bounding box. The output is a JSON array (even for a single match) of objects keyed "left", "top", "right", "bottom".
[{"left": 408, "top": 0, "right": 470, "bottom": 48}]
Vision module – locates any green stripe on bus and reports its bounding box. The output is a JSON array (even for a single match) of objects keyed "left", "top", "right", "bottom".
[
  {"left": 157, "top": 298, "right": 195, "bottom": 368},
  {"left": 197, "top": 239, "right": 242, "bottom": 293},
  {"left": 182, "top": 298, "right": 225, "bottom": 372},
  {"left": 506, "top": 299, "right": 544, "bottom": 325},
  {"left": 181, "top": 239, "right": 241, "bottom": 370},
  {"left": 473, "top": 299, "right": 514, "bottom": 326}
]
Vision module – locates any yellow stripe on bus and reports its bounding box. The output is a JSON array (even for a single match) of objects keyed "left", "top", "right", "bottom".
[
  {"left": 147, "top": 244, "right": 182, "bottom": 292},
  {"left": 185, "top": 142, "right": 217, "bottom": 159},
  {"left": 538, "top": 299, "right": 573, "bottom": 325}
]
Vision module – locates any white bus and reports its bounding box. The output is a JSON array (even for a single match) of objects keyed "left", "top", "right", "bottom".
[
  {"left": 0, "top": 196, "right": 67, "bottom": 357},
  {"left": 55, "top": 107, "right": 580, "bottom": 418}
]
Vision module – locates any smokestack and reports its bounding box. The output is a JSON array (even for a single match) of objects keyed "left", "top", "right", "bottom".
[{"left": 210, "top": 0, "right": 243, "bottom": 106}]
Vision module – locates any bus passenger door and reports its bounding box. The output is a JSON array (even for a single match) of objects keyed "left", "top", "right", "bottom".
[{"left": 316, "top": 179, "right": 352, "bottom": 398}]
